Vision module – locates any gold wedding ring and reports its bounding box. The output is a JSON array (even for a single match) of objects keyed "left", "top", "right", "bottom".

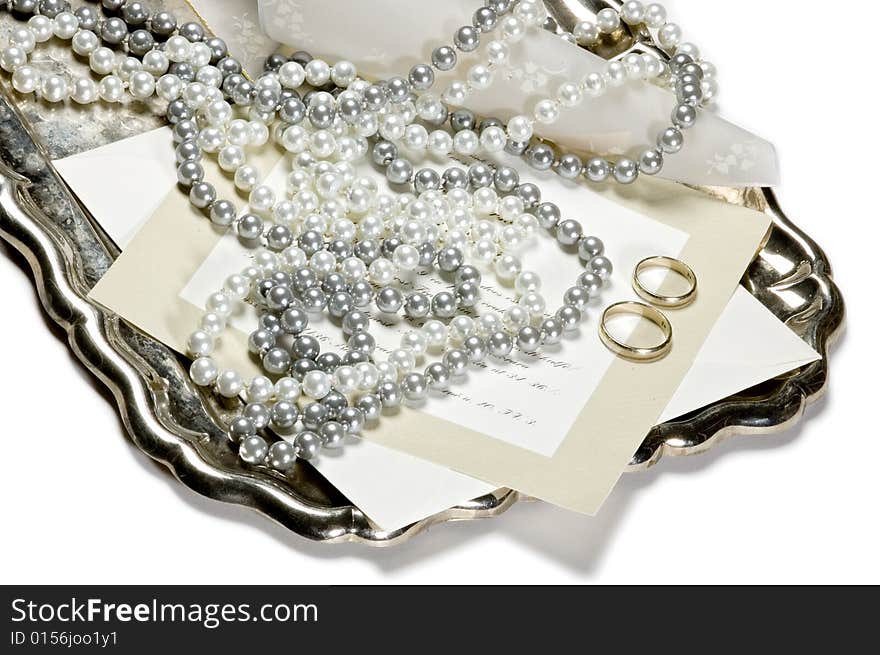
[
  {"left": 599, "top": 301, "right": 673, "bottom": 363},
  {"left": 632, "top": 256, "right": 698, "bottom": 309}
]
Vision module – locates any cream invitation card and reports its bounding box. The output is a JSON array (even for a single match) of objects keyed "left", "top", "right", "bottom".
[{"left": 85, "top": 128, "right": 771, "bottom": 516}]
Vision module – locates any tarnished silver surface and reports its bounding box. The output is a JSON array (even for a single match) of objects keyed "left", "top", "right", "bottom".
[{"left": 0, "top": 2, "right": 843, "bottom": 544}]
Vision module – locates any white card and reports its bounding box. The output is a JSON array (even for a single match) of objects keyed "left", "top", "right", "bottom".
[{"left": 660, "top": 287, "right": 820, "bottom": 424}]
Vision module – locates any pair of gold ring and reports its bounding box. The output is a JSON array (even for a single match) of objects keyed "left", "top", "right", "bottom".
[{"left": 598, "top": 257, "right": 697, "bottom": 363}]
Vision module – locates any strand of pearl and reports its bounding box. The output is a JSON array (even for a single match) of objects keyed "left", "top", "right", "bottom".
[
  {"left": 0, "top": 1, "right": 624, "bottom": 472},
  {"left": 165, "top": 50, "right": 615, "bottom": 299},
  {"left": 0, "top": 1, "right": 620, "bottom": 472},
  {"left": 0, "top": 1, "right": 701, "bottom": 190},
  {"left": 2, "top": 0, "right": 718, "bottom": 189},
  {"left": 172, "top": 65, "right": 612, "bottom": 472},
  {"left": 176, "top": 144, "right": 604, "bottom": 470},
  {"left": 401, "top": 0, "right": 718, "bottom": 186}
]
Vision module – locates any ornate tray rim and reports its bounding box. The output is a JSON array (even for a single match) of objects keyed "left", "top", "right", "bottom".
[{"left": 0, "top": 87, "right": 844, "bottom": 547}]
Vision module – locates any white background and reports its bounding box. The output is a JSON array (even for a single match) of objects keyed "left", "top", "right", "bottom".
[{"left": 1, "top": 1, "right": 877, "bottom": 584}]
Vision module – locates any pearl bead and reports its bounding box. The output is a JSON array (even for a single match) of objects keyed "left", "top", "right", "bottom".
[
  {"left": 500, "top": 15, "right": 526, "bottom": 42},
  {"left": 9, "top": 27, "right": 35, "bottom": 54},
  {"left": 621, "top": 1, "right": 647, "bottom": 24},
  {"left": 658, "top": 23, "right": 682, "bottom": 48},
  {"left": 486, "top": 40, "right": 510, "bottom": 65},
  {"left": 392, "top": 244, "right": 419, "bottom": 271},
  {"left": 71, "top": 29, "right": 98, "bottom": 56},
  {"left": 507, "top": 115, "right": 534, "bottom": 142},
  {"left": 320, "top": 422, "right": 347, "bottom": 449},
  {"left": 605, "top": 61, "right": 627, "bottom": 87},
  {"left": 165, "top": 36, "right": 191, "bottom": 63},
  {"left": 189, "top": 357, "right": 218, "bottom": 386},
  {"left": 495, "top": 254, "right": 522, "bottom": 281},
  {"left": 11, "top": 65, "right": 39, "bottom": 94},
  {"left": 243, "top": 404, "right": 271, "bottom": 430},
  {"left": 98, "top": 75, "right": 125, "bottom": 102},
  {"left": 421, "top": 320, "right": 448, "bottom": 349},
  {"left": 640, "top": 148, "right": 664, "bottom": 175},
  {"left": 613, "top": 159, "right": 639, "bottom": 184},
  {"left": 115, "top": 57, "right": 142, "bottom": 83},
  {"left": 556, "top": 305, "right": 582, "bottom": 331},
  {"left": 215, "top": 370, "right": 244, "bottom": 398},
  {"left": 645, "top": 3, "right": 668, "bottom": 28},
  {"left": 28, "top": 16, "right": 54, "bottom": 43},
  {"left": 427, "top": 130, "right": 453, "bottom": 157},
  {"left": 379, "top": 113, "right": 406, "bottom": 140},
  {"left": 672, "top": 103, "right": 698, "bottom": 129},
  {"left": 247, "top": 376, "right": 274, "bottom": 403},
  {"left": 534, "top": 99, "right": 560, "bottom": 124},
  {"left": 590, "top": 255, "right": 614, "bottom": 280},
  {"left": 517, "top": 326, "right": 542, "bottom": 352},
  {"left": 0, "top": 47, "right": 27, "bottom": 73},
  {"left": 304, "top": 59, "right": 331, "bottom": 86},
  {"left": 515, "top": 0, "right": 546, "bottom": 26},
  {"left": 41, "top": 74, "right": 69, "bottom": 103},
  {"left": 401, "top": 372, "right": 428, "bottom": 402},
  {"left": 279, "top": 61, "right": 305, "bottom": 88},
  {"left": 487, "top": 331, "right": 513, "bottom": 358},
  {"left": 275, "top": 377, "right": 301, "bottom": 401},
  {"left": 302, "top": 370, "right": 332, "bottom": 399},
  {"left": 519, "top": 292, "right": 546, "bottom": 317},
  {"left": 557, "top": 82, "right": 583, "bottom": 108},
  {"left": 189, "top": 42, "right": 213, "bottom": 68},
  {"left": 53, "top": 12, "right": 79, "bottom": 40},
  {"left": 677, "top": 42, "right": 701, "bottom": 60},
  {"left": 502, "top": 306, "right": 530, "bottom": 333},
  {"left": 205, "top": 291, "right": 233, "bottom": 316},
  {"left": 477, "top": 313, "right": 502, "bottom": 338},
  {"left": 249, "top": 185, "right": 276, "bottom": 213},
  {"left": 389, "top": 348, "right": 416, "bottom": 373},
  {"left": 442, "top": 80, "right": 469, "bottom": 105},
  {"left": 403, "top": 124, "right": 428, "bottom": 150},
  {"left": 293, "top": 430, "right": 321, "bottom": 460},
  {"left": 541, "top": 318, "right": 564, "bottom": 345},
  {"left": 449, "top": 316, "right": 475, "bottom": 342},
  {"left": 268, "top": 441, "right": 297, "bottom": 471},
  {"left": 129, "top": 71, "right": 156, "bottom": 99},
  {"left": 515, "top": 271, "right": 542, "bottom": 295},
  {"left": 331, "top": 365, "right": 357, "bottom": 393},
  {"left": 142, "top": 50, "right": 170, "bottom": 76},
  {"left": 643, "top": 53, "right": 663, "bottom": 78},
  {"left": 375, "top": 361, "right": 398, "bottom": 385},
  {"left": 480, "top": 125, "right": 507, "bottom": 153},
  {"left": 597, "top": 8, "right": 621, "bottom": 33},
  {"left": 425, "top": 363, "right": 451, "bottom": 390},
  {"left": 355, "top": 362, "right": 380, "bottom": 391},
  {"left": 238, "top": 435, "right": 268, "bottom": 465},
  {"left": 500, "top": 195, "right": 525, "bottom": 221},
  {"left": 467, "top": 63, "right": 493, "bottom": 90},
  {"left": 88, "top": 47, "right": 115, "bottom": 75},
  {"left": 156, "top": 74, "right": 183, "bottom": 101},
  {"left": 623, "top": 53, "right": 645, "bottom": 79},
  {"left": 573, "top": 21, "right": 599, "bottom": 45},
  {"left": 582, "top": 72, "right": 606, "bottom": 97}
]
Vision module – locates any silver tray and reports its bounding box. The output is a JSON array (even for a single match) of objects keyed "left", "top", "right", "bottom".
[{"left": 0, "top": 19, "right": 843, "bottom": 544}]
